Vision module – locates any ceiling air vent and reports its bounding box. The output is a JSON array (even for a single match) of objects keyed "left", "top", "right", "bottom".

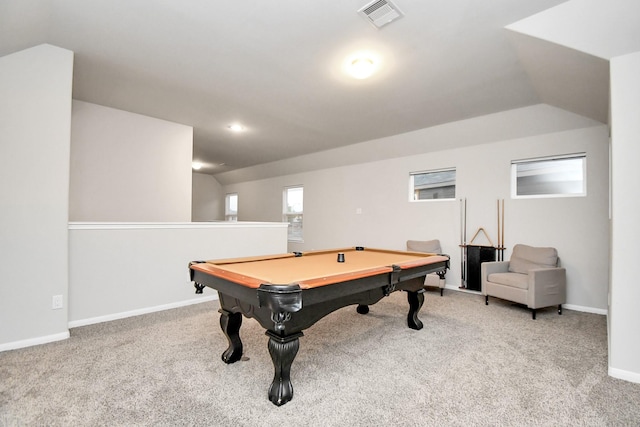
[{"left": 358, "top": 0, "right": 404, "bottom": 29}]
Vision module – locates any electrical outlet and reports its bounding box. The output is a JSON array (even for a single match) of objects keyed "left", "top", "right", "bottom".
[{"left": 52, "top": 295, "right": 63, "bottom": 310}]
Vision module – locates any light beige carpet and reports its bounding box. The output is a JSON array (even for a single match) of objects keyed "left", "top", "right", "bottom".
[{"left": 1, "top": 290, "right": 639, "bottom": 426}]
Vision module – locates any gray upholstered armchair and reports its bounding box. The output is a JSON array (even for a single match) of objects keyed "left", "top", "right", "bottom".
[
  {"left": 406, "top": 239, "right": 447, "bottom": 296},
  {"left": 481, "top": 244, "right": 566, "bottom": 319}
]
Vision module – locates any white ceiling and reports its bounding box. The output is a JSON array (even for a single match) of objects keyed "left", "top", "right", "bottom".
[{"left": 1, "top": 0, "right": 637, "bottom": 176}]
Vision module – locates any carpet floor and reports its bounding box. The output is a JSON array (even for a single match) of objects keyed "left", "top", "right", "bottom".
[{"left": 1, "top": 290, "right": 639, "bottom": 426}]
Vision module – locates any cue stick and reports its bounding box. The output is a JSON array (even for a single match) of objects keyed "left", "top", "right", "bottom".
[
  {"left": 497, "top": 199, "right": 502, "bottom": 254},
  {"left": 460, "top": 198, "right": 463, "bottom": 246},
  {"left": 460, "top": 198, "right": 467, "bottom": 288},
  {"left": 462, "top": 197, "right": 467, "bottom": 247},
  {"left": 460, "top": 198, "right": 463, "bottom": 286},
  {"left": 464, "top": 198, "right": 467, "bottom": 283},
  {"left": 501, "top": 199, "right": 505, "bottom": 260},
  {"left": 496, "top": 199, "right": 505, "bottom": 261}
]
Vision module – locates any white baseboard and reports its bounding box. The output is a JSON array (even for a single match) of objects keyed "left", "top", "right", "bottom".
[
  {"left": 609, "top": 366, "right": 640, "bottom": 384},
  {"left": 0, "top": 331, "right": 70, "bottom": 353},
  {"left": 444, "top": 284, "right": 608, "bottom": 315},
  {"left": 563, "top": 303, "right": 607, "bottom": 315},
  {"left": 1, "top": 296, "right": 219, "bottom": 353},
  {"left": 444, "top": 284, "right": 481, "bottom": 295},
  {"left": 68, "top": 294, "right": 219, "bottom": 328}
]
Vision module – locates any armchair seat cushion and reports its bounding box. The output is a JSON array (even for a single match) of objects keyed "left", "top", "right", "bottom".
[{"left": 487, "top": 272, "right": 528, "bottom": 290}]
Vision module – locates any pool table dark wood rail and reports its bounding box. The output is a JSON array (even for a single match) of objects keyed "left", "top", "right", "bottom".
[{"left": 189, "top": 247, "right": 449, "bottom": 406}]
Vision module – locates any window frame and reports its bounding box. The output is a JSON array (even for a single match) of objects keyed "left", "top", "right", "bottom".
[
  {"left": 511, "top": 153, "right": 587, "bottom": 199},
  {"left": 283, "top": 185, "right": 304, "bottom": 242},
  {"left": 409, "top": 168, "right": 457, "bottom": 202}
]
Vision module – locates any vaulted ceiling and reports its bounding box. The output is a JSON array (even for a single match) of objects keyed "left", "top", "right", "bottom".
[{"left": 2, "top": 1, "right": 637, "bottom": 176}]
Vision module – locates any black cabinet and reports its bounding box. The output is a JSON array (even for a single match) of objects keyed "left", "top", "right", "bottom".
[{"left": 465, "top": 245, "right": 496, "bottom": 291}]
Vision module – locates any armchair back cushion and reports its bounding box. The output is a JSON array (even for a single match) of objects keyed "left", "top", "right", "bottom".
[
  {"left": 406, "top": 239, "right": 445, "bottom": 294},
  {"left": 407, "top": 239, "right": 441, "bottom": 254},
  {"left": 508, "top": 244, "right": 558, "bottom": 274}
]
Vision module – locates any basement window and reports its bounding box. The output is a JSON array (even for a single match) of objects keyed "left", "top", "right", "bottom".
[
  {"left": 511, "top": 154, "right": 586, "bottom": 198},
  {"left": 283, "top": 186, "right": 303, "bottom": 242},
  {"left": 225, "top": 193, "right": 238, "bottom": 221},
  {"left": 410, "top": 168, "right": 456, "bottom": 201}
]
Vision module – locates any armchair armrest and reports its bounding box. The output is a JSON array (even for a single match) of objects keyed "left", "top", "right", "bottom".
[
  {"left": 482, "top": 261, "right": 510, "bottom": 275},
  {"left": 480, "top": 261, "right": 509, "bottom": 295},
  {"left": 527, "top": 268, "right": 567, "bottom": 309}
]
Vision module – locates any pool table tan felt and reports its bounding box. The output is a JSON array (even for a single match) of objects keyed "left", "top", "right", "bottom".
[{"left": 191, "top": 247, "right": 449, "bottom": 289}]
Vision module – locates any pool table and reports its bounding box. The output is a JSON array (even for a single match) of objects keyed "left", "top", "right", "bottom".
[{"left": 189, "top": 246, "right": 449, "bottom": 406}]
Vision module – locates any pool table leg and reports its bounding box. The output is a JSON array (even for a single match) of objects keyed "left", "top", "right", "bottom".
[
  {"left": 266, "top": 331, "right": 303, "bottom": 406},
  {"left": 356, "top": 304, "right": 370, "bottom": 314},
  {"left": 219, "top": 309, "right": 243, "bottom": 363},
  {"left": 406, "top": 289, "right": 425, "bottom": 330}
]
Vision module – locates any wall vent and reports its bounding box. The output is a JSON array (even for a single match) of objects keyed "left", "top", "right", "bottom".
[{"left": 358, "top": 0, "right": 404, "bottom": 29}]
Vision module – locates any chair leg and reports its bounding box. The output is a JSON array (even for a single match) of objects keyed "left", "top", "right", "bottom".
[
  {"left": 440, "top": 288, "right": 444, "bottom": 297},
  {"left": 558, "top": 304, "right": 562, "bottom": 315},
  {"left": 531, "top": 309, "right": 536, "bottom": 320},
  {"left": 485, "top": 295, "right": 488, "bottom": 305}
]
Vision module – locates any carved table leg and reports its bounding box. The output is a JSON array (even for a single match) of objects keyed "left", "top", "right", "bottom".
[
  {"left": 406, "top": 289, "right": 425, "bottom": 330},
  {"left": 266, "top": 331, "right": 303, "bottom": 406},
  {"left": 219, "top": 309, "right": 243, "bottom": 363}
]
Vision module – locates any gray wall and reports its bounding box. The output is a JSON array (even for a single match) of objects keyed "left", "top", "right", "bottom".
[
  {"left": 70, "top": 100, "right": 193, "bottom": 222},
  {"left": 0, "top": 44, "right": 73, "bottom": 348},
  {"left": 224, "top": 107, "right": 609, "bottom": 313},
  {"left": 192, "top": 172, "right": 225, "bottom": 221}
]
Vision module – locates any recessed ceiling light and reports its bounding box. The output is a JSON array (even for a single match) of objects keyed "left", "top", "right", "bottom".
[
  {"left": 228, "top": 123, "right": 245, "bottom": 132},
  {"left": 344, "top": 51, "right": 380, "bottom": 79},
  {"left": 192, "top": 162, "right": 203, "bottom": 170}
]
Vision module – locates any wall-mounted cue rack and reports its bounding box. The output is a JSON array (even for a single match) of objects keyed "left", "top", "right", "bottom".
[{"left": 459, "top": 199, "right": 506, "bottom": 291}]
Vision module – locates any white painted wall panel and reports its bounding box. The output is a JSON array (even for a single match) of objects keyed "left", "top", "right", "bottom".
[
  {"left": 68, "top": 222, "right": 288, "bottom": 324},
  {"left": 0, "top": 44, "right": 73, "bottom": 347},
  {"left": 609, "top": 50, "right": 640, "bottom": 383},
  {"left": 70, "top": 100, "right": 193, "bottom": 222}
]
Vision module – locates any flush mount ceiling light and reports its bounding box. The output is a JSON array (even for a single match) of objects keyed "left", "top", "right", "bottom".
[
  {"left": 344, "top": 51, "right": 380, "bottom": 79},
  {"left": 227, "top": 123, "right": 245, "bottom": 132},
  {"left": 350, "top": 57, "right": 375, "bottom": 79}
]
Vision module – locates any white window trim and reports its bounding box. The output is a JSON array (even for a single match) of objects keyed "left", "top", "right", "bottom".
[
  {"left": 511, "top": 153, "right": 587, "bottom": 199},
  {"left": 409, "top": 167, "right": 457, "bottom": 202}
]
